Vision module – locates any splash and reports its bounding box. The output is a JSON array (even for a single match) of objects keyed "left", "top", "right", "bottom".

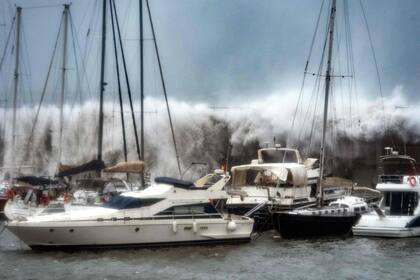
[{"left": 0, "top": 86, "right": 419, "bottom": 183}]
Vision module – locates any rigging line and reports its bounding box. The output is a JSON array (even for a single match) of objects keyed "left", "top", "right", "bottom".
[
  {"left": 69, "top": 11, "right": 93, "bottom": 100},
  {"left": 110, "top": 0, "right": 128, "bottom": 162},
  {"left": 288, "top": 0, "right": 325, "bottom": 146},
  {"left": 298, "top": 8, "right": 330, "bottom": 146},
  {"left": 80, "top": 0, "right": 99, "bottom": 101},
  {"left": 20, "top": 21, "right": 34, "bottom": 108},
  {"left": 298, "top": 0, "right": 330, "bottom": 145},
  {"left": 112, "top": 0, "right": 141, "bottom": 161},
  {"left": 23, "top": 13, "right": 63, "bottom": 165},
  {"left": 145, "top": 0, "right": 182, "bottom": 177},
  {"left": 359, "top": 0, "right": 387, "bottom": 131},
  {"left": 345, "top": 0, "right": 361, "bottom": 128},
  {"left": 0, "top": 14, "right": 15, "bottom": 72},
  {"left": 68, "top": 11, "right": 84, "bottom": 109},
  {"left": 305, "top": 21, "right": 331, "bottom": 158}
]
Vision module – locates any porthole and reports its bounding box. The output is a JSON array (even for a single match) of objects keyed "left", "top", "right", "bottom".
[
  {"left": 135, "top": 227, "right": 140, "bottom": 232},
  {"left": 49, "top": 229, "right": 54, "bottom": 233},
  {"left": 69, "top": 229, "right": 74, "bottom": 233}
]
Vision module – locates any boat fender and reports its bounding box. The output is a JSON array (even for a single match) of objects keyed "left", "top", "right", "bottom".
[
  {"left": 227, "top": 221, "right": 237, "bottom": 231},
  {"left": 193, "top": 221, "right": 198, "bottom": 233},
  {"left": 172, "top": 221, "right": 177, "bottom": 233},
  {"left": 408, "top": 176, "right": 417, "bottom": 187}
]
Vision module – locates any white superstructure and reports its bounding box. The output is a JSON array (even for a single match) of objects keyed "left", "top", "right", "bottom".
[{"left": 353, "top": 150, "right": 420, "bottom": 238}]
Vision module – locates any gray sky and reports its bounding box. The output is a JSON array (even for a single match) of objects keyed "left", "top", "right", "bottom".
[{"left": 0, "top": 0, "right": 419, "bottom": 106}]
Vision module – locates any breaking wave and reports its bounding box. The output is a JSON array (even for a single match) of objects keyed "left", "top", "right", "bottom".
[{"left": 0, "top": 86, "right": 419, "bottom": 185}]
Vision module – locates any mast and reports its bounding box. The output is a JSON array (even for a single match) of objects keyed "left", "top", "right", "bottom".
[
  {"left": 58, "top": 4, "right": 69, "bottom": 166},
  {"left": 139, "top": 0, "right": 145, "bottom": 187},
  {"left": 11, "top": 6, "right": 21, "bottom": 181},
  {"left": 97, "top": 0, "right": 107, "bottom": 163},
  {"left": 319, "top": 0, "right": 336, "bottom": 205}
]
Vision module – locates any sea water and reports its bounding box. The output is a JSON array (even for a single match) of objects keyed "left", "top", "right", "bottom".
[{"left": 1, "top": 222, "right": 420, "bottom": 280}]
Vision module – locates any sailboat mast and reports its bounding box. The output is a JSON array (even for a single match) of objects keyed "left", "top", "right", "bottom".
[
  {"left": 11, "top": 6, "right": 22, "bottom": 181},
  {"left": 58, "top": 4, "right": 69, "bottom": 166},
  {"left": 97, "top": 0, "right": 107, "bottom": 163},
  {"left": 319, "top": 0, "right": 336, "bottom": 204},
  {"left": 139, "top": 0, "right": 145, "bottom": 187}
]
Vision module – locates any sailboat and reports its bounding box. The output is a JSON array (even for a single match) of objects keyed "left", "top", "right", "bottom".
[{"left": 271, "top": 0, "right": 363, "bottom": 238}]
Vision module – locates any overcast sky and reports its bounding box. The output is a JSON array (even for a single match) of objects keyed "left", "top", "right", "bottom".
[{"left": 0, "top": 0, "right": 419, "bottom": 106}]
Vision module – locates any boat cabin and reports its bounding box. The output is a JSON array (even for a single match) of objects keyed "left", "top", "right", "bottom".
[
  {"left": 257, "top": 146, "right": 303, "bottom": 164},
  {"left": 377, "top": 149, "right": 418, "bottom": 184}
]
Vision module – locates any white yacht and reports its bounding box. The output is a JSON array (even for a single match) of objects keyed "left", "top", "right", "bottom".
[
  {"left": 353, "top": 149, "right": 420, "bottom": 238},
  {"left": 6, "top": 175, "right": 253, "bottom": 249},
  {"left": 226, "top": 145, "right": 319, "bottom": 230}
]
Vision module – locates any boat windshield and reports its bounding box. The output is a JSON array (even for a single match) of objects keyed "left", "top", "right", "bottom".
[
  {"left": 381, "top": 158, "right": 418, "bottom": 175},
  {"left": 260, "top": 150, "right": 298, "bottom": 164},
  {"left": 383, "top": 191, "right": 418, "bottom": 215},
  {"left": 104, "top": 196, "right": 162, "bottom": 209},
  {"left": 232, "top": 169, "right": 281, "bottom": 187}
]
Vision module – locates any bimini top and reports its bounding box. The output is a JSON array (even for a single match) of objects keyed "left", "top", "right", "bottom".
[
  {"left": 15, "top": 176, "right": 59, "bottom": 186},
  {"left": 155, "top": 177, "right": 200, "bottom": 190},
  {"left": 103, "top": 161, "right": 144, "bottom": 173}
]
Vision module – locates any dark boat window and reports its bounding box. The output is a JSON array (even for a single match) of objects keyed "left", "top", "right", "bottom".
[
  {"left": 156, "top": 203, "right": 220, "bottom": 217},
  {"left": 388, "top": 192, "right": 418, "bottom": 215},
  {"left": 104, "top": 196, "right": 162, "bottom": 209},
  {"left": 382, "top": 158, "right": 418, "bottom": 175},
  {"left": 260, "top": 150, "right": 298, "bottom": 163}
]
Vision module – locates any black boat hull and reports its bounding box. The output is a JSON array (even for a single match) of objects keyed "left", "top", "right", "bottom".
[{"left": 272, "top": 212, "right": 361, "bottom": 238}]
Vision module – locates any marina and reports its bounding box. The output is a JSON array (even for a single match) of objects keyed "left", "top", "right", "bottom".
[{"left": 0, "top": 0, "right": 419, "bottom": 279}]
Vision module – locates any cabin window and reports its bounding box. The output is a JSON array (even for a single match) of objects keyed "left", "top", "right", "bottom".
[
  {"left": 260, "top": 150, "right": 298, "bottom": 164},
  {"left": 104, "top": 196, "right": 162, "bottom": 209},
  {"left": 382, "top": 158, "right": 418, "bottom": 175},
  {"left": 361, "top": 206, "right": 366, "bottom": 212},
  {"left": 384, "top": 191, "right": 418, "bottom": 215},
  {"left": 354, "top": 207, "right": 360, "bottom": 212},
  {"left": 156, "top": 203, "right": 220, "bottom": 217}
]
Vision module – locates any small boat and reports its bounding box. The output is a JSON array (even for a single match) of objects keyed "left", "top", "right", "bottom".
[
  {"left": 6, "top": 176, "right": 253, "bottom": 249},
  {"left": 273, "top": 196, "right": 365, "bottom": 238},
  {"left": 353, "top": 149, "right": 420, "bottom": 238}
]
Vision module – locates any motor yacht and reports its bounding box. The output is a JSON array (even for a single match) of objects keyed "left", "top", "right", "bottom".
[
  {"left": 226, "top": 145, "right": 318, "bottom": 230},
  {"left": 6, "top": 175, "right": 253, "bottom": 249},
  {"left": 353, "top": 149, "right": 420, "bottom": 238}
]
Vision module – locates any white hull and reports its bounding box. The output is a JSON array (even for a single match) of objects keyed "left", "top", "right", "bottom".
[
  {"left": 353, "top": 214, "right": 420, "bottom": 238},
  {"left": 353, "top": 226, "right": 420, "bottom": 238},
  {"left": 7, "top": 217, "right": 253, "bottom": 248}
]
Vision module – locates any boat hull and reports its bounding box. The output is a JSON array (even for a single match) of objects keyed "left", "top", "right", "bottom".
[
  {"left": 272, "top": 212, "right": 361, "bottom": 238},
  {"left": 0, "top": 197, "right": 7, "bottom": 219},
  {"left": 6, "top": 218, "right": 253, "bottom": 249},
  {"left": 227, "top": 200, "right": 316, "bottom": 231},
  {"left": 353, "top": 214, "right": 420, "bottom": 238}
]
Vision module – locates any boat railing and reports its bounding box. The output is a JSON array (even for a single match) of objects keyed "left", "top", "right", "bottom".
[{"left": 244, "top": 201, "right": 267, "bottom": 217}]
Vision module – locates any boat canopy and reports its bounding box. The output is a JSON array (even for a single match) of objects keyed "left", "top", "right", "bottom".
[
  {"left": 15, "top": 176, "right": 59, "bottom": 186},
  {"left": 155, "top": 177, "right": 198, "bottom": 189},
  {"left": 57, "top": 159, "right": 105, "bottom": 177},
  {"left": 103, "top": 161, "right": 144, "bottom": 173},
  {"left": 231, "top": 165, "right": 307, "bottom": 187}
]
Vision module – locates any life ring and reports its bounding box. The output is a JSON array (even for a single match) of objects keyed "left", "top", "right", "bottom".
[{"left": 408, "top": 176, "right": 417, "bottom": 187}]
